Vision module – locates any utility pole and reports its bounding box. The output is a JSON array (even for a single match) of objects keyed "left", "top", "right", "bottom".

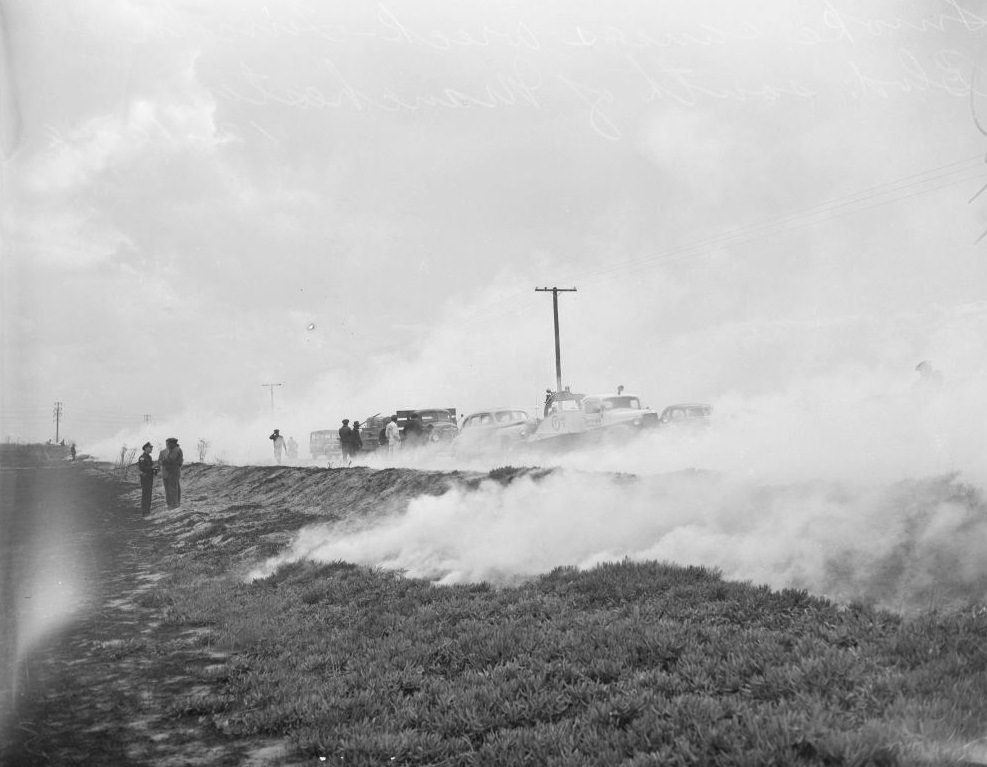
[
  {"left": 53, "top": 401, "right": 63, "bottom": 443},
  {"left": 535, "top": 287, "right": 577, "bottom": 392},
  {"left": 261, "top": 383, "right": 283, "bottom": 416}
]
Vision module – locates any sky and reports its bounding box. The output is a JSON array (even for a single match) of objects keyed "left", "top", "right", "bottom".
[{"left": 2, "top": 0, "right": 987, "bottom": 465}]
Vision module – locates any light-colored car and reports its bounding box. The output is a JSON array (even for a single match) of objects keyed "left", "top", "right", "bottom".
[
  {"left": 581, "top": 393, "right": 659, "bottom": 430},
  {"left": 529, "top": 390, "right": 657, "bottom": 444},
  {"left": 452, "top": 408, "right": 533, "bottom": 456},
  {"left": 658, "top": 403, "right": 712, "bottom": 427}
]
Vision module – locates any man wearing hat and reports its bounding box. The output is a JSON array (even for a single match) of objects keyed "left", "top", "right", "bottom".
[
  {"left": 337, "top": 419, "right": 353, "bottom": 466},
  {"left": 137, "top": 441, "right": 158, "bottom": 515},
  {"left": 269, "top": 428, "right": 286, "bottom": 464},
  {"left": 159, "top": 437, "right": 184, "bottom": 509}
]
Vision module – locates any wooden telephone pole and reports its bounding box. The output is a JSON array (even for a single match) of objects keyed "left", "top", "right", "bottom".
[
  {"left": 53, "top": 401, "right": 63, "bottom": 443},
  {"left": 535, "top": 287, "right": 577, "bottom": 392},
  {"left": 261, "top": 383, "right": 283, "bottom": 415}
]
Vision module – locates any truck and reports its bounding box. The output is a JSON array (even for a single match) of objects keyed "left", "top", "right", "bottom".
[{"left": 527, "top": 388, "right": 658, "bottom": 448}]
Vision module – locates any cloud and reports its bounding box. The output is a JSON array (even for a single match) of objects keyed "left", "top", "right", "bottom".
[{"left": 4, "top": 0, "right": 987, "bottom": 452}]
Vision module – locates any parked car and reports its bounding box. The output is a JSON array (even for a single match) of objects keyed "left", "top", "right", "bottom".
[
  {"left": 309, "top": 429, "right": 341, "bottom": 461},
  {"left": 452, "top": 408, "right": 533, "bottom": 456},
  {"left": 658, "top": 403, "right": 712, "bottom": 427},
  {"left": 528, "top": 389, "right": 656, "bottom": 446},
  {"left": 396, "top": 408, "right": 458, "bottom": 447},
  {"left": 581, "top": 393, "right": 659, "bottom": 430}
]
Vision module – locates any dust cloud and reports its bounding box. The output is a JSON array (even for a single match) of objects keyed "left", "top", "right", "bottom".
[{"left": 250, "top": 356, "right": 986, "bottom": 612}]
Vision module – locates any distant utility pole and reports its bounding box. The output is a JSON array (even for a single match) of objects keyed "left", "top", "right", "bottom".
[
  {"left": 535, "top": 287, "right": 577, "bottom": 392},
  {"left": 53, "top": 401, "right": 63, "bottom": 442},
  {"left": 261, "top": 383, "right": 283, "bottom": 416}
]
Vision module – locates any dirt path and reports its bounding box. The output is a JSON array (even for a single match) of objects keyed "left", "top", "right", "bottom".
[{"left": 0, "top": 460, "right": 255, "bottom": 766}]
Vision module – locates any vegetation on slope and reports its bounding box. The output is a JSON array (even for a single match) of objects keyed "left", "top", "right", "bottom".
[{"left": 126, "top": 464, "right": 987, "bottom": 766}]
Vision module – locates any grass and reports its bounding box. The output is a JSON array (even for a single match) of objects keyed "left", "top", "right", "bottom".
[
  {"left": 22, "top": 460, "right": 976, "bottom": 766},
  {"left": 141, "top": 554, "right": 987, "bottom": 766}
]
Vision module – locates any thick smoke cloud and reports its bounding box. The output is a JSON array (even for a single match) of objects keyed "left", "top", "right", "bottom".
[{"left": 252, "top": 307, "right": 986, "bottom": 612}]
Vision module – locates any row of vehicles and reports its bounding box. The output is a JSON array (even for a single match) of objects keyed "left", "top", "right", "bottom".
[
  {"left": 452, "top": 389, "right": 711, "bottom": 458},
  {"left": 309, "top": 408, "right": 459, "bottom": 460},
  {"left": 309, "top": 390, "right": 711, "bottom": 461}
]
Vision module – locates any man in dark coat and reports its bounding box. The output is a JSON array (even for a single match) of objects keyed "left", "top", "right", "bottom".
[
  {"left": 137, "top": 441, "right": 157, "bottom": 515},
  {"left": 338, "top": 419, "right": 353, "bottom": 466},
  {"left": 158, "top": 437, "right": 184, "bottom": 509}
]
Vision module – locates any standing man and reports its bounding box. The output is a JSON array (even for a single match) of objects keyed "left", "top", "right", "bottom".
[
  {"left": 286, "top": 436, "right": 298, "bottom": 461},
  {"left": 338, "top": 419, "right": 353, "bottom": 467},
  {"left": 137, "top": 441, "right": 157, "bottom": 515},
  {"left": 385, "top": 415, "right": 401, "bottom": 458},
  {"left": 269, "top": 428, "right": 286, "bottom": 464},
  {"left": 351, "top": 421, "right": 364, "bottom": 458},
  {"left": 159, "top": 437, "right": 184, "bottom": 509}
]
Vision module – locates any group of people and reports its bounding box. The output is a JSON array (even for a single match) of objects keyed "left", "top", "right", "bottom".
[
  {"left": 136, "top": 437, "right": 184, "bottom": 514},
  {"left": 334, "top": 415, "right": 402, "bottom": 466}
]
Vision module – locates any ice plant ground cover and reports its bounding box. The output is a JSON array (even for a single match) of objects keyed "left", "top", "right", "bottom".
[{"left": 3, "top": 459, "right": 986, "bottom": 765}]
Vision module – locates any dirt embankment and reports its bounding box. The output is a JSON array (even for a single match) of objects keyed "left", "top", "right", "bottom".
[
  {"left": 1, "top": 460, "right": 519, "bottom": 765},
  {"left": 144, "top": 463, "right": 498, "bottom": 562}
]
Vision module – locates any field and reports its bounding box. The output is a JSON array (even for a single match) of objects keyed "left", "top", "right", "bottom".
[{"left": 2, "top": 458, "right": 986, "bottom": 765}]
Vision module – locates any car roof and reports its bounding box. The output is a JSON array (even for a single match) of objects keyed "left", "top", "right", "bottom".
[
  {"left": 585, "top": 393, "right": 642, "bottom": 398},
  {"left": 663, "top": 403, "right": 712, "bottom": 408}
]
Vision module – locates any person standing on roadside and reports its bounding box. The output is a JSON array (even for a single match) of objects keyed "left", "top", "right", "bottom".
[
  {"left": 351, "top": 420, "right": 364, "bottom": 459},
  {"left": 137, "top": 441, "right": 157, "bottom": 515},
  {"left": 269, "top": 428, "right": 286, "bottom": 464},
  {"left": 338, "top": 419, "right": 353, "bottom": 467},
  {"left": 384, "top": 415, "right": 401, "bottom": 457},
  {"left": 159, "top": 437, "right": 184, "bottom": 509}
]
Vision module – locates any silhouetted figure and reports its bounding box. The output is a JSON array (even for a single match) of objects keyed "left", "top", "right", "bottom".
[
  {"left": 69, "top": 443, "right": 76, "bottom": 461},
  {"left": 404, "top": 413, "right": 425, "bottom": 447},
  {"left": 338, "top": 419, "right": 353, "bottom": 466},
  {"left": 137, "top": 441, "right": 157, "bottom": 515},
  {"left": 286, "top": 436, "right": 298, "bottom": 461},
  {"left": 159, "top": 437, "right": 184, "bottom": 509},
  {"left": 269, "top": 428, "right": 286, "bottom": 464},
  {"left": 351, "top": 421, "right": 364, "bottom": 456}
]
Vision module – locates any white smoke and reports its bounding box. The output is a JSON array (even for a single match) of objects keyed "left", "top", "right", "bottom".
[{"left": 251, "top": 348, "right": 987, "bottom": 611}]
